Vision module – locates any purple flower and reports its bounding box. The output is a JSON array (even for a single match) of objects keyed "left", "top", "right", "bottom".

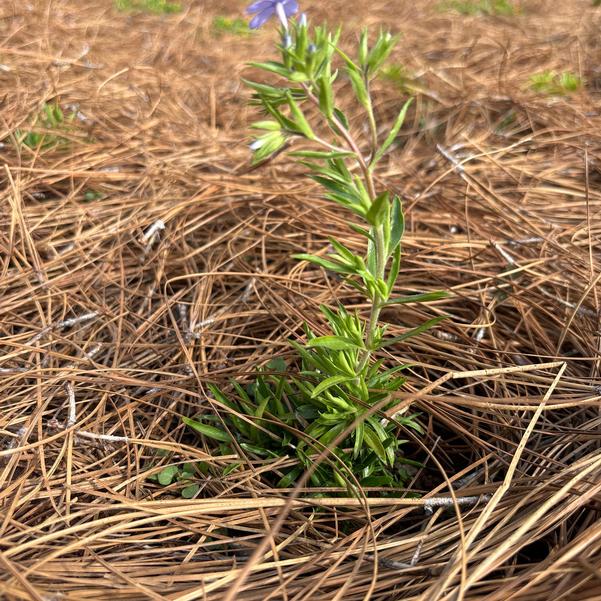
[{"left": 246, "top": 0, "right": 299, "bottom": 30}]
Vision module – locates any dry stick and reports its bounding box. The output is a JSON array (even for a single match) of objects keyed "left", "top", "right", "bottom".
[
  {"left": 64, "top": 382, "right": 76, "bottom": 523},
  {"left": 425, "top": 361, "right": 567, "bottom": 601},
  {"left": 142, "top": 218, "right": 165, "bottom": 254}
]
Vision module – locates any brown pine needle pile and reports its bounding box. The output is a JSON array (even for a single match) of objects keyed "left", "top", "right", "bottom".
[{"left": 0, "top": 0, "right": 600, "bottom": 599}]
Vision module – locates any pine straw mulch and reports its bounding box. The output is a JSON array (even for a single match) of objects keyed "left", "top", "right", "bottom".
[{"left": 1, "top": 0, "right": 601, "bottom": 599}]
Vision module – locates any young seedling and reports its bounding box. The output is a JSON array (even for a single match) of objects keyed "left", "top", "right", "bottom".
[
  {"left": 16, "top": 102, "right": 72, "bottom": 150},
  {"left": 146, "top": 457, "right": 206, "bottom": 498},
  {"left": 529, "top": 70, "right": 583, "bottom": 96},
  {"left": 184, "top": 2, "right": 447, "bottom": 494}
]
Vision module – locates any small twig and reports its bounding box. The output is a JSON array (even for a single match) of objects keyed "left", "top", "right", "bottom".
[
  {"left": 48, "top": 418, "right": 130, "bottom": 445},
  {"left": 24, "top": 312, "right": 98, "bottom": 346},
  {"left": 437, "top": 144, "right": 468, "bottom": 176},
  {"left": 65, "top": 383, "right": 76, "bottom": 427},
  {"left": 77, "top": 431, "right": 130, "bottom": 443},
  {"left": 506, "top": 237, "right": 543, "bottom": 247},
  {"left": 491, "top": 241, "right": 516, "bottom": 266},
  {"left": 59, "top": 312, "right": 99, "bottom": 329},
  {"left": 0, "top": 367, "right": 28, "bottom": 374},
  {"left": 83, "top": 344, "right": 102, "bottom": 361},
  {"left": 178, "top": 303, "right": 192, "bottom": 341},
  {"left": 540, "top": 287, "right": 597, "bottom": 318},
  {"left": 142, "top": 219, "right": 166, "bottom": 253},
  {"left": 423, "top": 494, "right": 491, "bottom": 515},
  {"left": 474, "top": 327, "right": 486, "bottom": 343}
]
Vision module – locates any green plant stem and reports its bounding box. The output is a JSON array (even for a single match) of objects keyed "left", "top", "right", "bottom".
[
  {"left": 358, "top": 224, "right": 386, "bottom": 374},
  {"left": 312, "top": 136, "right": 351, "bottom": 155},
  {"left": 364, "top": 79, "right": 379, "bottom": 161},
  {"left": 301, "top": 82, "right": 377, "bottom": 200},
  {"left": 301, "top": 80, "right": 388, "bottom": 377}
]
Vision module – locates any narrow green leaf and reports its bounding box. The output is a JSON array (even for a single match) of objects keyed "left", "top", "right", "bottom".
[
  {"left": 372, "top": 98, "right": 413, "bottom": 166},
  {"left": 353, "top": 421, "right": 365, "bottom": 458},
  {"left": 307, "top": 336, "right": 362, "bottom": 351},
  {"left": 389, "top": 195, "right": 404, "bottom": 253},
  {"left": 346, "top": 67, "right": 369, "bottom": 108},
  {"left": 359, "top": 29, "right": 369, "bottom": 68},
  {"left": 386, "top": 244, "right": 401, "bottom": 295},
  {"left": 249, "top": 61, "right": 291, "bottom": 77},
  {"left": 239, "top": 442, "right": 273, "bottom": 456},
  {"left": 328, "top": 237, "right": 358, "bottom": 264},
  {"left": 335, "top": 45, "right": 362, "bottom": 73},
  {"left": 383, "top": 291, "right": 449, "bottom": 306},
  {"left": 363, "top": 426, "right": 388, "bottom": 464},
  {"left": 183, "top": 417, "right": 231, "bottom": 443},
  {"left": 318, "top": 421, "right": 346, "bottom": 446},
  {"left": 289, "top": 71, "right": 310, "bottom": 82},
  {"left": 349, "top": 223, "right": 374, "bottom": 241},
  {"left": 222, "top": 462, "right": 240, "bottom": 476},
  {"left": 366, "top": 237, "right": 377, "bottom": 278},
  {"left": 318, "top": 74, "right": 334, "bottom": 118},
  {"left": 311, "top": 375, "right": 352, "bottom": 398},
  {"left": 292, "top": 253, "right": 354, "bottom": 274},
  {"left": 207, "top": 383, "right": 236, "bottom": 409},
  {"left": 290, "top": 149, "right": 352, "bottom": 159},
  {"left": 278, "top": 466, "right": 303, "bottom": 488},
  {"left": 367, "top": 32, "right": 400, "bottom": 76},
  {"left": 332, "top": 108, "right": 350, "bottom": 130},
  {"left": 250, "top": 120, "right": 281, "bottom": 131},
  {"left": 287, "top": 92, "right": 315, "bottom": 139}
]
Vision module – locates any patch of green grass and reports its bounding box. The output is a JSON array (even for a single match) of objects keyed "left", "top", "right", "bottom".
[
  {"left": 16, "top": 102, "right": 72, "bottom": 150},
  {"left": 438, "top": 0, "right": 518, "bottom": 16},
  {"left": 529, "top": 70, "right": 583, "bottom": 95},
  {"left": 212, "top": 16, "right": 253, "bottom": 36},
  {"left": 114, "top": 0, "right": 182, "bottom": 14}
]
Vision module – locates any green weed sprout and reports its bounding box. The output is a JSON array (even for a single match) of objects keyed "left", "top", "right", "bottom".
[
  {"left": 114, "top": 0, "right": 182, "bottom": 14},
  {"left": 438, "top": 0, "right": 517, "bottom": 16},
  {"left": 16, "top": 102, "right": 72, "bottom": 150},
  {"left": 184, "top": 4, "right": 447, "bottom": 493},
  {"left": 213, "top": 16, "right": 253, "bottom": 36},
  {"left": 529, "top": 70, "right": 583, "bottom": 96}
]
